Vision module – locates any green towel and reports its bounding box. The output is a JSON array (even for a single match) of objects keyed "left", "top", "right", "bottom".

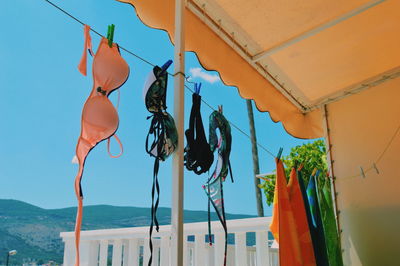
[{"left": 316, "top": 176, "right": 344, "bottom": 266}]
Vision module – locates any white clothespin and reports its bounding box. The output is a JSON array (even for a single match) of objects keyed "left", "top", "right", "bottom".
[
  {"left": 360, "top": 167, "right": 366, "bottom": 178},
  {"left": 373, "top": 163, "right": 380, "bottom": 174}
]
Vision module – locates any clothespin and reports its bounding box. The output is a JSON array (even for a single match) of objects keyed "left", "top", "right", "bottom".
[
  {"left": 373, "top": 163, "right": 380, "bottom": 174},
  {"left": 298, "top": 163, "right": 304, "bottom": 172},
  {"left": 257, "top": 175, "right": 271, "bottom": 182},
  {"left": 107, "top": 24, "right": 115, "bottom": 48},
  {"left": 311, "top": 168, "right": 317, "bottom": 176},
  {"left": 160, "top": 59, "right": 173, "bottom": 74},
  {"left": 276, "top": 147, "right": 283, "bottom": 161},
  {"left": 326, "top": 171, "right": 331, "bottom": 179},
  {"left": 315, "top": 169, "right": 321, "bottom": 177},
  {"left": 359, "top": 167, "right": 366, "bottom": 178},
  {"left": 194, "top": 82, "right": 202, "bottom": 94},
  {"left": 218, "top": 105, "right": 223, "bottom": 114}
]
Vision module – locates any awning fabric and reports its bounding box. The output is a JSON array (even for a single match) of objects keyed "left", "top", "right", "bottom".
[
  {"left": 116, "top": 0, "right": 400, "bottom": 140},
  {"left": 117, "top": 0, "right": 324, "bottom": 139}
]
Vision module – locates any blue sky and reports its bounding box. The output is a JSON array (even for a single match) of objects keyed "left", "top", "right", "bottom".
[{"left": 0, "top": 0, "right": 312, "bottom": 216}]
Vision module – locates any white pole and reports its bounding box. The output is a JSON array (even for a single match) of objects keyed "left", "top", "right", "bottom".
[
  {"left": 322, "top": 105, "right": 341, "bottom": 235},
  {"left": 171, "top": 0, "right": 185, "bottom": 265}
]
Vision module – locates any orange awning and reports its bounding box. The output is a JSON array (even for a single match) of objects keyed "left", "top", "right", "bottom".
[
  {"left": 117, "top": 0, "right": 400, "bottom": 139},
  {"left": 117, "top": 1, "right": 400, "bottom": 264}
]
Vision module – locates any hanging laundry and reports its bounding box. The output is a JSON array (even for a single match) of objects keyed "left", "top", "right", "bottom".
[
  {"left": 307, "top": 172, "right": 319, "bottom": 227},
  {"left": 270, "top": 159, "right": 303, "bottom": 266},
  {"left": 184, "top": 83, "right": 214, "bottom": 174},
  {"left": 143, "top": 60, "right": 178, "bottom": 266},
  {"left": 203, "top": 109, "right": 233, "bottom": 266},
  {"left": 208, "top": 108, "right": 233, "bottom": 182},
  {"left": 317, "top": 175, "right": 344, "bottom": 266},
  {"left": 73, "top": 24, "right": 129, "bottom": 266},
  {"left": 287, "top": 168, "right": 316, "bottom": 266},
  {"left": 77, "top": 25, "right": 92, "bottom": 76},
  {"left": 300, "top": 170, "right": 329, "bottom": 266}
]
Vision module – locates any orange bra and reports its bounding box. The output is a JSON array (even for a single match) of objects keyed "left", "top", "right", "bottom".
[{"left": 74, "top": 25, "right": 129, "bottom": 266}]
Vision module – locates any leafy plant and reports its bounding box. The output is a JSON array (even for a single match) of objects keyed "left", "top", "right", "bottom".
[{"left": 258, "top": 140, "right": 328, "bottom": 205}]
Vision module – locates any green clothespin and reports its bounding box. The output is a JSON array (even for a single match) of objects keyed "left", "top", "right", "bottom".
[{"left": 107, "top": 24, "right": 115, "bottom": 48}]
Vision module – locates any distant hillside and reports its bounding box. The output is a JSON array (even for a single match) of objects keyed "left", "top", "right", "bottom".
[{"left": 0, "top": 199, "right": 254, "bottom": 264}]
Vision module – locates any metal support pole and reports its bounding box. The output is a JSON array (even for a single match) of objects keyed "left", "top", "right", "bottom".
[
  {"left": 246, "top": 99, "right": 264, "bottom": 217},
  {"left": 171, "top": 0, "right": 185, "bottom": 265},
  {"left": 322, "top": 105, "right": 341, "bottom": 236}
]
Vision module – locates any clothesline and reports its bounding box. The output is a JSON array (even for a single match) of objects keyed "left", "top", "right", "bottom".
[
  {"left": 44, "top": 0, "right": 399, "bottom": 179},
  {"left": 44, "top": 0, "right": 276, "bottom": 159},
  {"left": 335, "top": 122, "right": 400, "bottom": 181}
]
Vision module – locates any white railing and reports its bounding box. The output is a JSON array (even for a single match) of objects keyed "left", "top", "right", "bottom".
[{"left": 60, "top": 217, "right": 278, "bottom": 266}]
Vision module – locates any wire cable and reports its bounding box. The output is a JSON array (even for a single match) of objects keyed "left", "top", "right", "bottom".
[
  {"left": 335, "top": 122, "right": 400, "bottom": 181},
  {"left": 43, "top": 0, "right": 400, "bottom": 173},
  {"left": 43, "top": 0, "right": 277, "bottom": 158}
]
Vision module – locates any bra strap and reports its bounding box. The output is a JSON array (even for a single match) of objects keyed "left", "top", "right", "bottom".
[
  {"left": 78, "top": 24, "right": 93, "bottom": 76},
  {"left": 107, "top": 134, "right": 123, "bottom": 158}
]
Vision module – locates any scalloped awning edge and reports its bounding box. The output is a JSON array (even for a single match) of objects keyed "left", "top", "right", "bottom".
[{"left": 117, "top": 0, "right": 324, "bottom": 139}]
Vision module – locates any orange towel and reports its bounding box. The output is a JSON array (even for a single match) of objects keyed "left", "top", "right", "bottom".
[
  {"left": 288, "top": 168, "right": 316, "bottom": 266},
  {"left": 270, "top": 159, "right": 303, "bottom": 266}
]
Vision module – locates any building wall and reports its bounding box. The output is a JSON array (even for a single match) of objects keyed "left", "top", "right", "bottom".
[{"left": 327, "top": 77, "right": 400, "bottom": 266}]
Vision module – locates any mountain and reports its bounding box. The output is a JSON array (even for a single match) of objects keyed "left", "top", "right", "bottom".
[{"left": 0, "top": 199, "right": 254, "bottom": 264}]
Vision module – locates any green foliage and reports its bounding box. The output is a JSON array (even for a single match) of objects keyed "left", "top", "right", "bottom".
[{"left": 258, "top": 139, "right": 328, "bottom": 206}]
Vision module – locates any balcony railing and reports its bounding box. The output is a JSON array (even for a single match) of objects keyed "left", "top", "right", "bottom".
[{"left": 60, "top": 217, "right": 278, "bottom": 266}]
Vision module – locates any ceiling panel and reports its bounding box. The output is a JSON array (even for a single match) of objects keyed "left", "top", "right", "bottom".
[
  {"left": 269, "top": 0, "right": 400, "bottom": 104},
  {"left": 197, "top": 0, "right": 373, "bottom": 52}
]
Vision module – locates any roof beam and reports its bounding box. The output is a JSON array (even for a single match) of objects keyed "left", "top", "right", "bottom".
[
  {"left": 252, "top": 0, "right": 386, "bottom": 62},
  {"left": 306, "top": 67, "right": 400, "bottom": 112}
]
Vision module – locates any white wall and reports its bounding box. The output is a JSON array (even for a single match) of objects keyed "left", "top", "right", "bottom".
[{"left": 327, "top": 77, "right": 400, "bottom": 266}]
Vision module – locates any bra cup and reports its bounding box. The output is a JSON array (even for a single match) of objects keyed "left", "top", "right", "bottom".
[
  {"left": 74, "top": 34, "right": 129, "bottom": 266},
  {"left": 93, "top": 40, "right": 129, "bottom": 94},
  {"left": 81, "top": 96, "right": 119, "bottom": 144}
]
